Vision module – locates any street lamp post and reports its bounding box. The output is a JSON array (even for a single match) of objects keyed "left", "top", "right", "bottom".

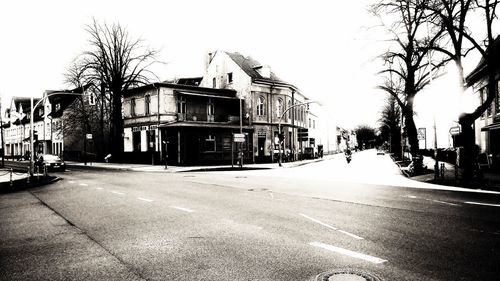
[{"left": 278, "top": 100, "right": 317, "bottom": 167}]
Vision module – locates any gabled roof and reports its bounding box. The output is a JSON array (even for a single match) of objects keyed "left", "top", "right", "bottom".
[
  {"left": 466, "top": 36, "right": 500, "bottom": 87},
  {"left": 47, "top": 84, "right": 90, "bottom": 118},
  {"left": 224, "top": 51, "right": 288, "bottom": 84},
  {"left": 11, "top": 96, "right": 41, "bottom": 114}
]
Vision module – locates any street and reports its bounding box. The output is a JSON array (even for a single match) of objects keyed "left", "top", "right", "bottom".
[{"left": 1, "top": 150, "right": 500, "bottom": 280}]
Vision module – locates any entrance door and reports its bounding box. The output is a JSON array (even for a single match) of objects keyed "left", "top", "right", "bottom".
[{"left": 258, "top": 137, "right": 265, "bottom": 162}]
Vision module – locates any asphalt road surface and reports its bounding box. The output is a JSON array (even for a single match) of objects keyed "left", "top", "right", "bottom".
[{"left": 1, "top": 150, "right": 499, "bottom": 280}]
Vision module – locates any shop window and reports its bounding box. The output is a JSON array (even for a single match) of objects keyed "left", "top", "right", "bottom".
[{"left": 133, "top": 131, "right": 141, "bottom": 152}]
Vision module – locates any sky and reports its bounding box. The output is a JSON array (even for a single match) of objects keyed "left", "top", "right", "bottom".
[{"left": 0, "top": 0, "right": 490, "bottom": 136}]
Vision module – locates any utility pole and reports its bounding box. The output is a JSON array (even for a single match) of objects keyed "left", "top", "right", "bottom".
[{"left": 0, "top": 96, "right": 4, "bottom": 168}]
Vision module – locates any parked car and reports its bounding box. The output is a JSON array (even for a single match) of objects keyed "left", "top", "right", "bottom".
[{"left": 37, "top": 154, "right": 66, "bottom": 171}]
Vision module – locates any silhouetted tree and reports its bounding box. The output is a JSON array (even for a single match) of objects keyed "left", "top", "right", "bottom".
[
  {"left": 379, "top": 94, "right": 402, "bottom": 157},
  {"left": 355, "top": 125, "right": 377, "bottom": 149},
  {"left": 70, "top": 19, "right": 159, "bottom": 161},
  {"left": 372, "top": 0, "right": 447, "bottom": 155}
]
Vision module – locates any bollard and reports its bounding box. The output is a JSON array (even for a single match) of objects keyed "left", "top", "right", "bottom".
[
  {"left": 440, "top": 163, "right": 445, "bottom": 178},
  {"left": 10, "top": 168, "right": 13, "bottom": 187}
]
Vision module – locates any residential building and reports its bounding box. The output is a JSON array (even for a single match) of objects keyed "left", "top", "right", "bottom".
[
  {"left": 200, "top": 51, "right": 315, "bottom": 162},
  {"left": 466, "top": 36, "right": 500, "bottom": 167},
  {"left": 122, "top": 83, "right": 249, "bottom": 165}
]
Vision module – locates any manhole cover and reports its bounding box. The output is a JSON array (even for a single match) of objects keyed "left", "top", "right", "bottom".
[{"left": 316, "top": 269, "right": 382, "bottom": 281}]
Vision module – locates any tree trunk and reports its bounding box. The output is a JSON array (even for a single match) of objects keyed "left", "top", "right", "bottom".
[{"left": 110, "top": 88, "right": 124, "bottom": 162}]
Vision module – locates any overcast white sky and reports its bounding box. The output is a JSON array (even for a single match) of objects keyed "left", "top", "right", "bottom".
[{"left": 0, "top": 0, "right": 491, "bottom": 133}]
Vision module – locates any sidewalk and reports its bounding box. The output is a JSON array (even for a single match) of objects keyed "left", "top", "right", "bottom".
[
  {"left": 64, "top": 154, "right": 337, "bottom": 173},
  {"left": 409, "top": 156, "right": 500, "bottom": 191}
]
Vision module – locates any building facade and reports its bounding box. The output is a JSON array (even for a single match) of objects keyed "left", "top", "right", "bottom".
[
  {"left": 122, "top": 83, "right": 251, "bottom": 165},
  {"left": 466, "top": 37, "right": 500, "bottom": 167},
  {"left": 200, "top": 51, "right": 318, "bottom": 163}
]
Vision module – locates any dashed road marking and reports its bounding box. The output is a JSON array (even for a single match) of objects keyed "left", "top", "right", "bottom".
[
  {"left": 300, "top": 213, "right": 364, "bottom": 240},
  {"left": 111, "top": 191, "right": 125, "bottom": 195},
  {"left": 403, "top": 195, "right": 417, "bottom": 199},
  {"left": 337, "top": 229, "right": 364, "bottom": 240},
  {"left": 96, "top": 187, "right": 103, "bottom": 190},
  {"left": 138, "top": 197, "right": 154, "bottom": 202},
  {"left": 465, "top": 201, "right": 500, "bottom": 208},
  {"left": 68, "top": 181, "right": 75, "bottom": 184},
  {"left": 170, "top": 206, "right": 194, "bottom": 213},
  {"left": 431, "top": 199, "right": 459, "bottom": 206},
  {"left": 79, "top": 183, "right": 88, "bottom": 186},
  {"left": 404, "top": 195, "right": 459, "bottom": 206},
  {"left": 310, "top": 241, "right": 387, "bottom": 264},
  {"left": 300, "top": 213, "right": 337, "bottom": 231}
]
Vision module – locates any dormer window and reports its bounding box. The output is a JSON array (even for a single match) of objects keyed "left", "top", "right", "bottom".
[
  {"left": 55, "top": 103, "right": 61, "bottom": 111},
  {"left": 212, "top": 77, "right": 216, "bottom": 88}
]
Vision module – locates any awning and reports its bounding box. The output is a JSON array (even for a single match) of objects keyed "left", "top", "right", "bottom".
[
  {"left": 159, "top": 121, "right": 252, "bottom": 130},
  {"left": 481, "top": 122, "right": 500, "bottom": 131},
  {"left": 176, "top": 91, "right": 238, "bottom": 100}
]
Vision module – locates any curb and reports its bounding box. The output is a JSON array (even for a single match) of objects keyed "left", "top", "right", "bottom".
[{"left": 0, "top": 176, "right": 60, "bottom": 194}]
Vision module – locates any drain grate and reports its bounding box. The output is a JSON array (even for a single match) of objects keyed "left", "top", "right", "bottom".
[{"left": 316, "top": 268, "right": 382, "bottom": 281}]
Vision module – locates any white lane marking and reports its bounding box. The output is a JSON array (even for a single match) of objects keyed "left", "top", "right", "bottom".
[
  {"left": 431, "top": 199, "right": 460, "bottom": 206},
  {"left": 404, "top": 195, "right": 417, "bottom": 199},
  {"left": 137, "top": 197, "right": 154, "bottom": 202},
  {"left": 69, "top": 181, "right": 75, "bottom": 184},
  {"left": 170, "top": 206, "right": 194, "bottom": 213},
  {"left": 309, "top": 241, "right": 387, "bottom": 264},
  {"left": 300, "top": 213, "right": 337, "bottom": 230},
  {"left": 79, "top": 183, "right": 88, "bottom": 186},
  {"left": 96, "top": 187, "right": 103, "bottom": 190},
  {"left": 111, "top": 191, "right": 125, "bottom": 195},
  {"left": 465, "top": 201, "right": 500, "bottom": 208},
  {"left": 337, "top": 230, "right": 364, "bottom": 240},
  {"left": 300, "top": 213, "right": 364, "bottom": 240}
]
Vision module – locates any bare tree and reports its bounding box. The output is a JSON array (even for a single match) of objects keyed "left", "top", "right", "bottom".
[
  {"left": 373, "top": 0, "right": 447, "bottom": 155},
  {"left": 379, "top": 94, "right": 402, "bottom": 157},
  {"left": 74, "top": 19, "right": 159, "bottom": 161}
]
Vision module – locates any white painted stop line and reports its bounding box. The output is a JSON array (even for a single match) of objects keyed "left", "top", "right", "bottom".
[
  {"left": 465, "top": 201, "right": 500, "bottom": 208},
  {"left": 310, "top": 241, "right": 387, "bottom": 264}
]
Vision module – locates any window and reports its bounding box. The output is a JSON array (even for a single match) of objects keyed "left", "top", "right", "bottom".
[
  {"left": 288, "top": 100, "right": 292, "bottom": 119},
  {"left": 178, "top": 96, "right": 186, "bottom": 114},
  {"left": 496, "top": 80, "right": 500, "bottom": 115},
  {"left": 257, "top": 96, "right": 266, "bottom": 116},
  {"left": 277, "top": 98, "right": 283, "bottom": 118},
  {"left": 131, "top": 98, "right": 136, "bottom": 117},
  {"left": 227, "top": 72, "right": 233, "bottom": 83},
  {"left": 145, "top": 94, "right": 151, "bottom": 115},
  {"left": 309, "top": 118, "right": 311, "bottom": 128},
  {"left": 205, "top": 134, "right": 216, "bottom": 151},
  {"left": 207, "top": 98, "right": 214, "bottom": 116},
  {"left": 313, "top": 120, "right": 316, "bottom": 129},
  {"left": 55, "top": 103, "right": 61, "bottom": 111},
  {"left": 213, "top": 77, "right": 216, "bottom": 88},
  {"left": 487, "top": 87, "right": 493, "bottom": 116}
]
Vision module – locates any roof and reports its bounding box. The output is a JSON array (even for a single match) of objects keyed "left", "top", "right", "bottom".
[
  {"left": 466, "top": 36, "right": 500, "bottom": 87},
  {"left": 12, "top": 96, "right": 41, "bottom": 114},
  {"left": 125, "top": 82, "right": 237, "bottom": 97},
  {"left": 47, "top": 84, "right": 91, "bottom": 118},
  {"left": 224, "top": 51, "right": 290, "bottom": 85},
  {"left": 176, "top": 77, "right": 203, "bottom": 86}
]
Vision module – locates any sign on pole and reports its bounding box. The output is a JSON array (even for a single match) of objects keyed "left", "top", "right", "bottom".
[
  {"left": 417, "top": 128, "right": 426, "bottom": 141},
  {"left": 86, "top": 133, "right": 93, "bottom": 140},
  {"left": 449, "top": 126, "right": 461, "bottom": 136},
  {"left": 233, "top": 133, "right": 245, "bottom": 143}
]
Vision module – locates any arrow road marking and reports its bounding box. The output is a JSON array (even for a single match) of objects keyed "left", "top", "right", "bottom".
[
  {"left": 310, "top": 241, "right": 387, "bottom": 264},
  {"left": 138, "top": 197, "right": 154, "bottom": 202},
  {"left": 465, "top": 201, "right": 500, "bottom": 208},
  {"left": 170, "top": 206, "right": 194, "bottom": 213}
]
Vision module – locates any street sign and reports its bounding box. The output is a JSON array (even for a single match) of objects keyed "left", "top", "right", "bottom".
[
  {"left": 449, "top": 126, "right": 461, "bottom": 135},
  {"left": 86, "top": 133, "right": 93, "bottom": 140},
  {"left": 417, "top": 128, "right": 426, "bottom": 140},
  {"left": 233, "top": 133, "right": 245, "bottom": 143}
]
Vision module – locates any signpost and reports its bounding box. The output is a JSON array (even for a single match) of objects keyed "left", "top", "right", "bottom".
[
  {"left": 233, "top": 133, "right": 246, "bottom": 143},
  {"left": 449, "top": 126, "right": 461, "bottom": 136},
  {"left": 417, "top": 127, "right": 426, "bottom": 149}
]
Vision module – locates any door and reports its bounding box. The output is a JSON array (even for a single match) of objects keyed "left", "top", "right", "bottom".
[{"left": 258, "top": 137, "right": 265, "bottom": 161}]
